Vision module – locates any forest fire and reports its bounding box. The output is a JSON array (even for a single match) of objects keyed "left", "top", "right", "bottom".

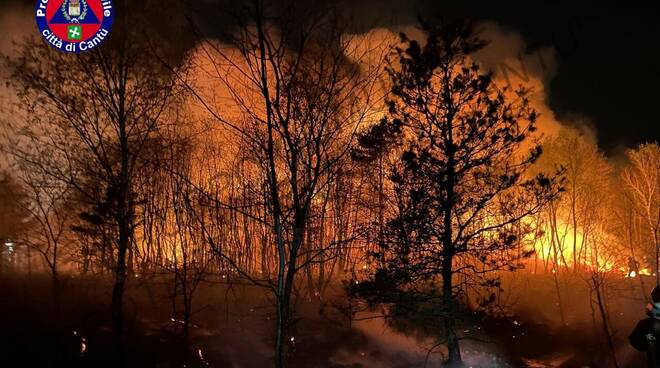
[
  {"left": 624, "top": 268, "right": 653, "bottom": 278},
  {"left": 528, "top": 217, "right": 656, "bottom": 279},
  {"left": 0, "top": 1, "right": 658, "bottom": 368},
  {"left": 529, "top": 221, "right": 618, "bottom": 273}
]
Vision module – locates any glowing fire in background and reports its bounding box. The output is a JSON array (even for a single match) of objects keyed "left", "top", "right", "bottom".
[
  {"left": 525, "top": 219, "right": 653, "bottom": 278},
  {"left": 624, "top": 268, "right": 653, "bottom": 278}
]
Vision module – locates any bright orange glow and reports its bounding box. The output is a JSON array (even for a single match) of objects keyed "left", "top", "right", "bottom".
[{"left": 526, "top": 218, "right": 639, "bottom": 276}]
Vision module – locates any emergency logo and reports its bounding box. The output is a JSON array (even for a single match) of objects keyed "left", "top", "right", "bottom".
[{"left": 36, "top": 0, "right": 114, "bottom": 53}]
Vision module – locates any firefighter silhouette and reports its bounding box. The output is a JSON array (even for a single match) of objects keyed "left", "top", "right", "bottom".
[{"left": 630, "top": 286, "right": 660, "bottom": 367}]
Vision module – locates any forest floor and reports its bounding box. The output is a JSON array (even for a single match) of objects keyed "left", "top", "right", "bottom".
[{"left": 0, "top": 272, "right": 649, "bottom": 367}]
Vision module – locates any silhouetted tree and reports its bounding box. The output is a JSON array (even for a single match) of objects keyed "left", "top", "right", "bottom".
[
  {"left": 0, "top": 172, "right": 30, "bottom": 272},
  {"left": 354, "top": 20, "right": 561, "bottom": 367},
  {"left": 622, "top": 143, "right": 660, "bottom": 284},
  {"left": 176, "top": 2, "right": 384, "bottom": 365},
  {"left": 4, "top": 6, "right": 183, "bottom": 362},
  {"left": 14, "top": 164, "right": 74, "bottom": 308},
  {"left": 532, "top": 127, "right": 613, "bottom": 324}
]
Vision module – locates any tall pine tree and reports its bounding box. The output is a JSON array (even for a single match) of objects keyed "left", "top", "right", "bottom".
[{"left": 354, "top": 20, "right": 562, "bottom": 367}]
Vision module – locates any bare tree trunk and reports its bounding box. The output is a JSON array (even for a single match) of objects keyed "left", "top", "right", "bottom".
[
  {"left": 549, "top": 209, "right": 567, "bottom": 325},
  {"left": 27, "top": 246, "right": 31, "bottom": 278},
  {"left": 51, "top": 266, "right": 60, "bottom": 312},
  {"left": 592, "top": 276, "right": 620, "bottom": 368},
  {"left": 252, "top": 3, "right": 293, "bottom": 366},
  {"left": 552, "top": 267, "right": 566, "bottom": 326},
  {"left": 182, "top": 272, "right": 191, "bottom": 347},
  {"left": 442, "top": 263, "right": 461, "bottom": 366},
  {"left": 628, "top": 220, "right": 648, "bottom": 301},
  {"left": 112, "top": 222, "right": 129, "bottom": 366},
  {"left": 442, "top": 138, "right": 461, "bottom": 367},
  {"left": 655, "top": 230, "right": 660, "bottom": 285},
  {"left": 571, "top": 184, "right": 578, "bottom": 272},
  {"left": 112, "top": 115, "right": 131, "bottom": 366}
]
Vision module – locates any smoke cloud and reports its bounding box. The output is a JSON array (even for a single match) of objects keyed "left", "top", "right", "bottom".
[{"left": 473, "top": 21, "right": 562, "bottom": 138}]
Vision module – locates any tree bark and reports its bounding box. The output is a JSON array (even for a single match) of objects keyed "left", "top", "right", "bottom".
[
  {"left": 592, "top": 277, "right": 619, "bottom": 368},
  {"left": 442, "top": 115, "right": 461, "bottom": 366},
  {"left": 112, "top": 221, "right": 129, "bottom": 366},
  {"left": 112, "top": 107, "right": 131, "bottom": 366},
  {"left": 442, "top": 263, "right": 461, "bottom": 366}
]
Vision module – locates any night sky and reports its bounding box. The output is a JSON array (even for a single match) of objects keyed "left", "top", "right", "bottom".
[
  {"left": 467, "top": 1, "right": 660, "bottom": 154},
  {"left": 341, "top": 0, "right": 660, "bottom": 154}
]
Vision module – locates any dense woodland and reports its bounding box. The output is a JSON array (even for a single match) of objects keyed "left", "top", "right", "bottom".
[{"left": 0, "top": 2, "right": 658, "bottom": 368}]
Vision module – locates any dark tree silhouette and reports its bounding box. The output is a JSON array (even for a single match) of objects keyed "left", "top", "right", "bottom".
[
  {"left": 174, "top": 2, "right": 384, "bottom": 366},
  {"left": 0, "top": 173, "right": 31, "bottom": 273},
  {"left": 3, "top": 3, "right": 185, "bottom": 362},
  {"left": 354, "top": 20, "right": 562, "bottom": 367}
]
